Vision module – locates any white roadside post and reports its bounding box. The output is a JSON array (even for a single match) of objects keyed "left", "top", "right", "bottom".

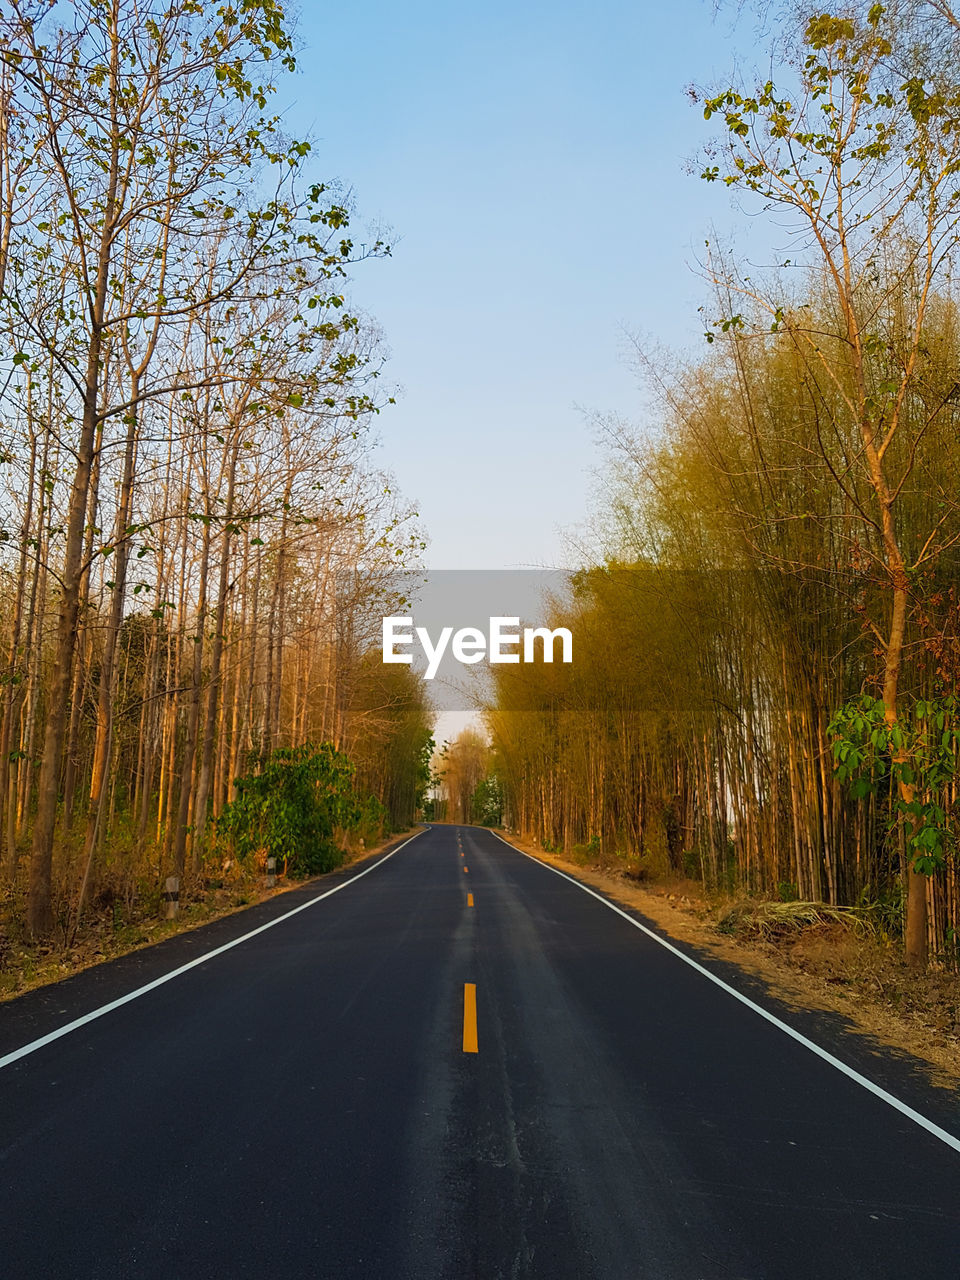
[
  {"left": 164, "top": 876, "right": 179, "bottom": 920},
  {"left": 266, "top": 857, "right": 276, "bottom": 889}
]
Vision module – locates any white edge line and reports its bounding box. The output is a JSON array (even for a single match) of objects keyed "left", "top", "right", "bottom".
[
  {"left": 0, "top": 830, "right": 426, "bottom": 1071},
  {"left": 491, "top": 829, "right": 960, "bottom": 1157}
]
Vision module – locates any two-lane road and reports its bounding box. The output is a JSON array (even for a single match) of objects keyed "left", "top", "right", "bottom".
[{"left": 2, "top": 824, "right": 959, "bottom": 1278}]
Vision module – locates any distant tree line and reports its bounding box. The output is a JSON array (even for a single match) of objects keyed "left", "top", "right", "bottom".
[{"left": 428, "top": 730, "right": 502, "bottom": 826}]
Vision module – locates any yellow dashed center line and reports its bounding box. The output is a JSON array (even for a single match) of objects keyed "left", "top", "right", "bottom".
[
  {"left": 467, "top": 893, "right": 474, "bottom": 907},
  {"left": 462, "top": 983, "right": 478, "bottom": 1053},
  {"left": 463, "top": 866, "right": 468, "bottom": 873}
]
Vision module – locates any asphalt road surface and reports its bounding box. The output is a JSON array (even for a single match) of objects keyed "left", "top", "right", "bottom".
[{"left": 2, "top": 824, "right": 960, "bottom": 1279}]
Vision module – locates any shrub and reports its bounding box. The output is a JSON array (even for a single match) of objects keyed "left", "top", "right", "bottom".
[
  {"left": 355, "top": 793, "right": 389, "bottom": 847},
  {"left": 218, "top": 743, "right": 361, "bottom": 877}
]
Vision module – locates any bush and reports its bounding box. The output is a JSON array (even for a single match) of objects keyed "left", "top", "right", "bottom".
[
  {"left": 355, "top": 793, "right": 389, "bottom": 847},
  {"left": 218, "top": 743, "right": 361, "bottom": 877},
  {"left": 571, "top": 834, "right": 601, "bottom": 864}
]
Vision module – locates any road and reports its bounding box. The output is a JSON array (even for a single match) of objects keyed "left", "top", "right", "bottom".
[{"left": 2, "top": 823, "right": 960, "bottom": 1278}]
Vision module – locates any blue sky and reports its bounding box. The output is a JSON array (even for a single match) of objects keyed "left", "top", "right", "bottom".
[{"left": 288, "top": 0, "right": 759, "bottom": 568}]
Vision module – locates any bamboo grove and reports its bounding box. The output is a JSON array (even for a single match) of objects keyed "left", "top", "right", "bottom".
[
  {"left": 0, "top": 0, "right": 431, "bottom": 937},
  {"left": 490, "top": 2, "right": 960, "bottom": 968}
]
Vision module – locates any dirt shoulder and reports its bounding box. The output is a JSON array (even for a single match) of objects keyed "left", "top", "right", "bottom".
[
  {"left": 498, "top": 831, "right": 960, "bottom": 1089},
  {"left": 0, "top": 828, "right": 421, "bottom": 1004}
]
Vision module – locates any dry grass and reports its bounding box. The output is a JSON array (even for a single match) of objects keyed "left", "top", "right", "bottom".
[{"left": 716, "top": 899, "right": 872, "bottom": 940}]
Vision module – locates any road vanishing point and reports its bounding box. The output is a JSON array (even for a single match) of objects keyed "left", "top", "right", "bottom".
[{"left": 2, "top": 824, "right": 960, "bottom": 1278}]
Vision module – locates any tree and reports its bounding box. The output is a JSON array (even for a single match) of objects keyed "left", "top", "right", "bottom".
[
  {"left": 470, "top": 774, "right": 503, "bottom": 826},
  {"left": 697, "top": 2, "right": 960, "bottom": 964}
]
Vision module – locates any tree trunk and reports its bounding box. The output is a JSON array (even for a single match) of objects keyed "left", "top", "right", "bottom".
[
  {"left": 74, "top": 380, "right": 139, "bottom": 930},
  {"left": 191, "top": 436, "right": 239, "bottom": 865},
  {"left": 172, "top": 515, "right": 211, "bottom": 880},
  {"left": 26, "top": 22, "right": 120, "bottom": 935}
]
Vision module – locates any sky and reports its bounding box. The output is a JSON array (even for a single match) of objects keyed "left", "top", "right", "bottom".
[{"left": 287, "top": 0, "right": 766, "bottom": 572}]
